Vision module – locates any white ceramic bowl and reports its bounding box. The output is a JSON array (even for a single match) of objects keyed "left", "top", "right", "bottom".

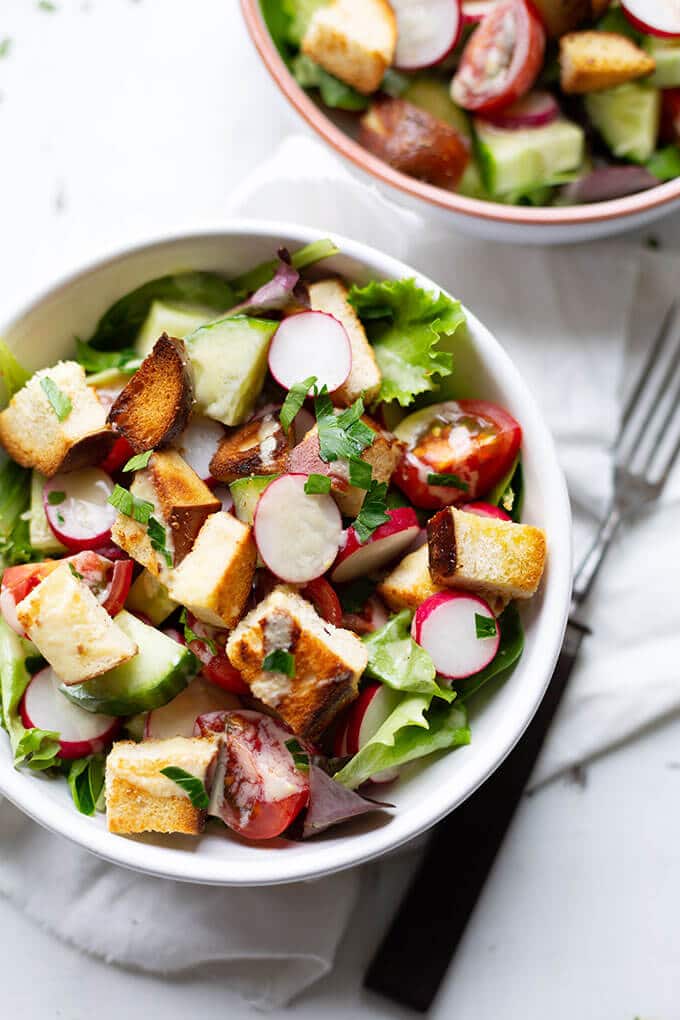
[{"left": 0, "top": 223, "right": 572, "bottom": 885}]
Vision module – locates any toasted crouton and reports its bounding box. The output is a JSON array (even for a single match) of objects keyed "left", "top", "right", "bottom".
[
  {"left": 227, "top": 586, "right": 366, "bottom": 740},
  {"left": 560, "top": 31, "right": 656, "bottom": 93},
  {"left": 302, "top": 0, "right": 397, "bottom": 95},
  {"left": 16, "top": 563, "right": 137, "bottom": 685},
  {"left": 107, "top": 334, "right": 193, "bottom": 452},
  {"left": 209, "top": 413, "right": 292, "bottom": 484},
  {"left": 287, "top": 419, "right": 404, "bottom": 518},
  {"left": 308, "top": 280, "right": 382, "bottom": 407},
  {"left": 427, "top": 508, "right": 547, "bottom": 600},
  {"left": 168, "top": 511, "right": 256, "bottom": 629},
  {"left": 360, "top": 98, "right": 470, "bottom": 189},
  {"left": 378, "top": 544, "right": 444, "bottom": 612},
  {"left": 0, "top": 361, "right": 115, "bottom": 477},
  {"left": 105, "top": 737, "right": 219, "bottom": 835}
]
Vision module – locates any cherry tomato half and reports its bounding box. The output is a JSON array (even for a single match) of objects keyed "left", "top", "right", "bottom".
[
  {"left": 184, "top": 612, "right": 249, "bottom": 695},
  {"left": 301, "top": 577, "right": 343, "bottom": 627},
  {"left": 393, "top": 399, "right": 522, "bottom": 510},
  {"left": 661, "top": 89, "right": 680, "bottom": 143},
  {"left": 451, "top": 0, "right": 546, "bottom": 114},
  {"left": 99, "top": 436, "right": 135, "bottom": 476}
]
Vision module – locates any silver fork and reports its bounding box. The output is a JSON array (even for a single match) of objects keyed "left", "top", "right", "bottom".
[{"left": 365, "top": 303, "right": 680, "bottom": 1014}]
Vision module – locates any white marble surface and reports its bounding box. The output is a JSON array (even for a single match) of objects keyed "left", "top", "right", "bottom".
[{"left": 1, "top": 2, "right": 680, "bottom": 1018}]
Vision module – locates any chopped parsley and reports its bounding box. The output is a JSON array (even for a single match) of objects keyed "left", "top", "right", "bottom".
[
  {"left": 147, "top": 515, "right": 172, "bottom": 567},
  {"left": 475, "top": 613, "right": 497, "bottom": 640},
  {"left": 56, "top": 512, "right": 65, "bottom": 525},
  {"left": 314, "top": 389, "right": 374, "bottom": 463},
  {"left": 348, "top": 456, "right": 372, "bottom": 490},
  {"left": 353, "top": 480, "right": 390, "bottom": 544},
  {"left": 304, "top": 473, "right": 332, "bottom": 495},
  {"left": 47, "top": 490, "right": 66, "bottom": 505},
  {"left": 180, "top": 607, "right": 216, "bottom": 656},
  {"left": 40, "top": 376, "right": 72, "bottom": 421},
  {"left": 68, "top": 562, "right": 83, "bottom": 581},
  {"left": 285, "top": 737, "right": 310, "bottom": 773},
  {"left": 123, "top": 449, "right": 154, "bottom": 472},
  {"left": 159, "top": 767, "right": 209, "bottom": 810},
  {"left": 280, "top": 375, "right": 317, "bottom": 432},
  {"left": 108, "top": 484, "right": 153, "bottom": 524},
  {"left": 427, "top": 472, "right": 468, "bottom": 490},
  {"left": 262, "top": 649, "right": 296, "bottom": 676}
]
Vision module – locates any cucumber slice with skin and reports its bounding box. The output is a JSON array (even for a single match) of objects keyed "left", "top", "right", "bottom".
[
  {"left": 29, "top": 471, "right": 67, "bottom": 555},
  {"left": 61, "top": 611, "right": 198, "bottom": 716},
  {"left": 229, "top": 475, "right": 276, "bottom": 525},
  {"left": 135, "top": 300, "right": 216, "bottom": 359},
  {"left": 585, "top": 83, "right": 660, "bottom": 164},
  {"left": 404, "top": 77, "right": 472, "bottom": 137},
  {"left": 125, "top": 570, "right": 178, "bottom": 626},
  {"left": 475, "top": 118, "right": 585, "bottom": 198},
  {"left": 644, "top": 38, "right": 680, "bottom": 89}
]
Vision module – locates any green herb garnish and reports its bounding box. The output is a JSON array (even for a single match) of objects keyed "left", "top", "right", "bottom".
[
  {"left": 427, "top": 472, "right": 468, "bottom": 490},
  {"left": 179, "top": 607, "right": 216, "bottom": 656},
  {"left": 475, "top": 613, "right": 497, "bottom": 640},
  {"left": 285, "top": 737, "right": 310, "bottom": 772},
  {"left": 159, "top": 767, "right": 209, "bottom": 810},
  {"left": 315, "top": 389, "right": 374, "bottom": 463},
  {"left": 262, "top": 649, "right": 296, "bottom": 676},
  {"left": 353, "top": 481, "right": 390, "bottom": 544},
  {"left": 68, "top": 562, "right": 84, "bottom": 581},
  {"left": 147, "top": 515, "right": 172, "bottom": 567},
  {"left": 123, "top": 450, "right": 154, "bottom": 472},
  {"left": 68, "top": 755, "right": 106, "bottom": 816},
  {"left": 47, "top": 490, "right": 66, "bottom": 505},
  {"left": 304, "top": 473, "right": 332, "bottom": 495},
  {"left": 40, "top": 376, "right": 72, "bottom": 421},
  {"left": 108, "top": 484, "right": 154, "bottom": 524},
  {"left": 348, "top": 456, "right": 372, "bottom": 490},
  {"left": 280, "top": 375, "right": 317, "bottom": 432}
]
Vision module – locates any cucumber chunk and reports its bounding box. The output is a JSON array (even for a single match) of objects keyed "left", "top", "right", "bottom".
[
  {"left": 404, "top": 77, "right": 472, "bottom": 137},
  {"left": 29, "top": 471, "right": 67, "bottom": 555},
  {"left": 187, "top": 316, "right": 277, "bottom": 427},
  {"left": 61, "top": 611, "right": 198, "bottom": 716},
  {"left": 644, "top": 38, "right": 680, "bottom": 89},
  {"left": 136, "top": 300, "right": 216, "bottom": 358},
  {"left": 585, "top": 83, "right": 660, "bottom": 164},
  {"left": 475, "top": 118, "right": 584, "bottom": 197},
  {"left": 229, "top": 475, "right": 276, "bottom": 525},
  {"left": 125, "top": 570, "right": 178, "bottom": 626}
]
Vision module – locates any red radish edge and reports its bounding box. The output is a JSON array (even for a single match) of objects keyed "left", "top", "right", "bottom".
[
  {"left": 268, "top": 312, "right": 352, "bottom": 394},
  {"left": 462, "top": 0, "right": 497, "bottom": 24},
  {"left": 43, "top": 469, "right": 117, "bottom": 552},
  {"left": 346, "top": 683, "right": 399, "bottom": 784},
  {"left": 392, "top": 0, "right": 463, "bottom": 70},
  {"left": 254, "top": 473, "right": 342, "bottom": 584},
  {"left": 462, "top": 501, "right": 511, "bottom": 521},
  {"left": 414, "top": 591, "right": 500, "bottom": 680},
  {"left": 21, "top": 666, "right": 120, "bottom": 759},
  {"left": 480, "top": 90, "right": 559, "bottom": 129},
  {"left": 331, "top": 507, "right": 420, "bottom": 584},
  {"left": 621, "top": 1, "right": 680, "bottom": 38}
]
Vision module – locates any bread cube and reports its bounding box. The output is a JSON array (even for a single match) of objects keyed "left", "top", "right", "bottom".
[
  {"left": 302, "top": 0, "right": 397, "bottom": 95},
  {"left": 308, "top": 279, "right": 382, "bottom": 406}
]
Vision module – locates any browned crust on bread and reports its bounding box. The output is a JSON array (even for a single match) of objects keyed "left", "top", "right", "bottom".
[
  {"left": 560, "top": 31, "right": 656, "bottom": 93},
  {"left": 147, "top": 450, "right": 220, "bottom": 563},
  {"left": 209, "top": 414, "right": 293, "bottom": 483},
  {"left": 59, "top": 428, "right": 117, "bottom": 473},
  {"left": 360, "top": 98, "right": 470, "bottom": 189},
  {"left": 106, "top": 776, "right": 206, "bottom": 835},
  {"left": 108, "top": 334, "right": 193, "bottom": 452},
  {"left": 427, "top": 508, "right": 457, "bottom": 583}
]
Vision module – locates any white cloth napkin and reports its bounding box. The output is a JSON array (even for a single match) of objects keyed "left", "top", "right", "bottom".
[{"left": 2, "top": 133, "right": 679, "bottom": 1007}]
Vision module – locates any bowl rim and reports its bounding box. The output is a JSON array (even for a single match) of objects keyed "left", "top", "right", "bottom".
[
  {"left": 0, "top": 221, "right": 572, "bottom": 886},
  {"left": 241, "top": 0, "right": 680, "bottom": 229}
]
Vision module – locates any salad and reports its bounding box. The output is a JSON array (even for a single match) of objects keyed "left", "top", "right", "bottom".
[
  {"left": 261, "top": 0, "right": 680, "bottom": 207},
  {"left": 0, "top": 238, "right": 546, "bottom": 843}
]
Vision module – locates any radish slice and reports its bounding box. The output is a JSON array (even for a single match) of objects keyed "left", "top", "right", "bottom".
[
  {"left": 144, "top": 677, "right": 240, "bottom": 739},
  {"left": 462, "top": 501, "right": 511, "bottom": 520},
  {"left": 43, "top": 469, "right": 117, "bottom": 551},
  {"left": 20, "top": 666, "right": 120, "bottom": 760},
  {"left": 462, "top": 0, "right": 497, "bottom": 24},
  {"left": 621, "top": 0, "right": 680, "bottom": 37},
  {"left": 346, "top": 683, "right": 401, "bottom": 784},
  {"left": 268, "top": 312, "right": 351, "bottom": 394},
  {"left": 391, "top": 0, "right": 462, "bottom": 69},
  {"left": 0, "top": 587, "right": 24, "bottom": 636},
  {"left": 480, "top": 90, "right": 559, "bottom": 129},
  {"left": 294, "top": 407, "right": 316, "bottom": 445},
  {"left": 331, "top": 507, "right": 420, "bottom": 583},
  {"left": 414, "top": 591, "right": 500, "bottom": 679},
  {"left": 406, "top": 527, "right": 428, "bottom": 553},
  {"left": 172, "top": 416, "right": 225, "bottom": 483},
  {"left": 254, "top": 473, "right": 342, "bottom": 584}
]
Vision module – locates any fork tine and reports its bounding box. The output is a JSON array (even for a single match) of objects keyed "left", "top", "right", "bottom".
[
  {"left": 645, "top": 367, "right": 680, "bottom": 482},
  {"left": 616, "top": 303, "right": 680, "bottom": 468},
  {"left": 619, "top": 301, "right": 680, "bottom": 433}
]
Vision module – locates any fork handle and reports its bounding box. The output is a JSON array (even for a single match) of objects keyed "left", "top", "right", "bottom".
[
  {"left": 364, "top": 618, "right": 591, "bottom": 1013},
  {"left": 572, "top": 504, "right": 622, "bottom": 605}
]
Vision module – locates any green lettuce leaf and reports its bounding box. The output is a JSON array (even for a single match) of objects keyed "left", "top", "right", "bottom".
[
  {"left": 364, "top": 610, "right": 456, "bottom": 702},
  {"left": 0, "top": 339, "right": 31, "bottom": 408},
  {"left": 487, "top": 456, "right": 523, "bottom": 523},
  {"left": 291, "top": 54, "right": 369, "bottom": 111},
  {"left": 74, "top": 338, "right": 140, "bottom": 375},
  {"left": 646, "top": 146, "right": 680, "bottom": 182},
  {"left": 0, "top": 460, "right": 38, "bottom": 568},
  {"left": 67, "top": 755, "right": 106, "bottom": 815},
  {"left": 87, "top": 272, "right": 235, "bottom": 351},
  {"left": 260, "top": 0, "right": 294, "bottom": 57},
  {"left": 0, "top": 619, "right": 60, "bottom": 770},
  {"left": 334, "top": 694, "right": 470, "bottom": 789},
  {"left": 456, "top": 604, "right": 524, "bottom": 702},
  {"left": 282, "top": 0, "right": 330, "bottom": 46},
  {"left": 348, "top": 279, "right": 464, "bottom": 406}
]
